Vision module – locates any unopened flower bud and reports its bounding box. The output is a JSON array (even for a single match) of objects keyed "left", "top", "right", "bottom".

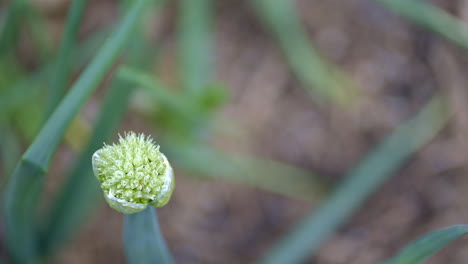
[{"left": 92, "top": 132, "right": 174, "bottom": 214}]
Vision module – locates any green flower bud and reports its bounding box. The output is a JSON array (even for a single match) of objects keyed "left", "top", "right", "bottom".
[{"left": 92, "top": 132, "right": 174, "bottom": 214}]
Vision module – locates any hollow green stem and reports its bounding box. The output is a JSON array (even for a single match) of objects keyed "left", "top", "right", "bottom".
[{"left": 124, "top": 207, "right": 173, "bottom": 264}]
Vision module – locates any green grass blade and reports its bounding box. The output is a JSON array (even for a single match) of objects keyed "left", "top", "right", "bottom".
[
  {"left": 118, "top": 66, "right": 186, "bottom": 113},
  {"left": 0, "top": 124, "right": 21, "bottom": 186},
  {"left": 124, "top": 207, "right": 173, "bottom": 264},
  {"left": 39, "top": 71, "right": 135, "bottom": 257},
  {"left": 381, "top": 225, "right": 468, "bottom": 264},
  {"left": 22, "top": 0, "right": 151, "bottom": 168},
  {"left": 251, "top": 0, "right": 357, "bottom": 106},
  {"left": 45, "top": 0, "right": 88, "bottom": 118},
  {"left": 120, "top": 66, "right": 229, "bottom": 140},
  {"left": 178, "top": 0, "right": 213, "bottom": 95},
  {"left": 3, "top": 0, "right": 153, "bottom": 262},
  {"left": 40, "top": 0, "right": 167, "bottom": 255},
  {"left": 171, "top": 143, "right": 328, "bottom": 202},
  {"left": 377, "top": 0, "right": 468, "bottom": 49},
  {"left": 258, "top": 96, "right": 448, "bottom": 264},
  {"left": 3, "top": 159, "right": 45, "bottom": 263},
  {"left": 0, "top": 0, "right": 28, "bottom": 57}
]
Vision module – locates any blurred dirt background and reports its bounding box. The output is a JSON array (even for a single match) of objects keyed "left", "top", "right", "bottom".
[{"left": 11, "top": 0, "right": 468, "bottom": 263}]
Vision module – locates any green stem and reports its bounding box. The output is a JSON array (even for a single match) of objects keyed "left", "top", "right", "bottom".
[{"left": 124, "top": 207, "right": 173, "bottom": 264}]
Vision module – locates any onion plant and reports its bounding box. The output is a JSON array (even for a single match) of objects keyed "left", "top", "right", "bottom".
[{"left": 1, "top": 0, "right": 468, "bottom": 263}]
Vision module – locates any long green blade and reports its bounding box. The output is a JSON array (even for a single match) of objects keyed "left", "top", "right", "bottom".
[
  {"left": 382, "top": 225, "right": 468, "bottom": 264},
  {"left": 0, "top": 124, "right": 21, "bottom": 187},
  {"left": 178, "top": 0, "right": 213, "bottom": 95},
  {"left": 45, "top": 0, "right": 88, "bottom": 118},
  {"left": 22, "top": 0, "right": 150, "bottom": 167},
  {"left": 0, "top": 0, "right": 28, "bottom": 57},
  {"left": 118, "top": 66, "right": 183, "bottom": 111},
  {"left": 118, "top": 66, "right": 202, "bottom": 137},
  {"left": 259, "top": 96, "right": 448, "bottom": 264},
  {"left": 39, "top": 71, "right": 135, "bottom": 257},
  {"left": 251, "top": 0, "right": 357, "bottom": 106},
  {"left": 124, "top": 207, "right": 173, "bottom": 264},
  {"left": 3, "top": 159, "right": 45, "bottom": 264},
  {"left": 0, "top": 25, "right": 111, "bottom": 124},
  {"left": 40, "top": 0, "right": 167, "bottom": 256},
  {"left": 3, "top": 0, "right": 152, "bottom": 262},
  {"left": 377, "top": 0, "right": 468, "bottom": 50},
  {"left": 171, "top": 143, "right": 328, "bottom": 202}
]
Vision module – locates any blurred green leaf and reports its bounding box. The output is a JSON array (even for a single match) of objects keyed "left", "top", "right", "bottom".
[
  {"left": 121, "top": 66, "right": 323, "bottom": 201},
  {"left": 0, "top": 83, "right": 41, "bottom": 127},
  {"left": 121, "top": 66, "right": 229, "bottom": 141},
  {"left": 40, "top": 1, "right": 168, "bottom": 257},
  {"left": 118, "top": 66, "right": 201, "bottom": 139},
  {"left": 0, "top": 0, "right": 28, "bottom": 57},
  {"left": 197, "top": 83, "right": 229, "bottom": 115},
  {"left": 10, "top": 100, "right": 43, "bottom": 141},
  {"left": 251, "top": 0, "right": 358, "bottom": 106},
  {"left": 170, "top": 143, "right": 328, "bottom": 202},
  {"left": 13, "top": 0, "right": 149, "bottom": 166},
  {"left": 3, "top": 0, "right": 153, "bottom": 262},
  {"left": 45, "top": 0, "right": 88, "bottom": 118},
  {"left": 0, "top": 124, "right": 21, "bottom": 188},
  {"left": 119, "top": 66, "right": 184, "bottom": 113},
  {"left": 0, "top": 59, "right": 28, "bottom": 128},
  {"left": 178, "top": 0, "right": 213, "bottom": 95},
  {"left": 0, "top": 25, "right": 112, "bottom": 130},
  {"left": 40, "top": 68, "right": 134, "bottom": 257},
  {"left": 124, "top": 207, "right": 173, "bottom": 264},
  {"left": 3, "top": 159, "right": 44, "bottom": 264},
  {"left": 0, "top": 58, "right": 24, "bottom": 90},
  {"left": 259, "top": 96, "right": 448, "bottom": 264},
  {"left": 378, "top": 0, "right": 468, "bottom": 49},
  {"left": 381, "top": 225, "right": 468, "bottom": 264},
  {"left": 24, "top": 5, "right": 53, "bottom": 63}
]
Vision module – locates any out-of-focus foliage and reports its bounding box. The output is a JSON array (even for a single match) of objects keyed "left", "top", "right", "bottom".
[
  {"left": 2, "top": 0, "right": 155, "bottom": 262},
  {"left": 382, "top": 225, "right": 468, "bottom": 264},
  {"left": 1, "top": 0, "right": 466, "bottom": 263}
]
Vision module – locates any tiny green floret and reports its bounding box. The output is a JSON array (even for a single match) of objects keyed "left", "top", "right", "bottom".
[{"left": 92, "top": 132, "right": 174, "bottom": 214}]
